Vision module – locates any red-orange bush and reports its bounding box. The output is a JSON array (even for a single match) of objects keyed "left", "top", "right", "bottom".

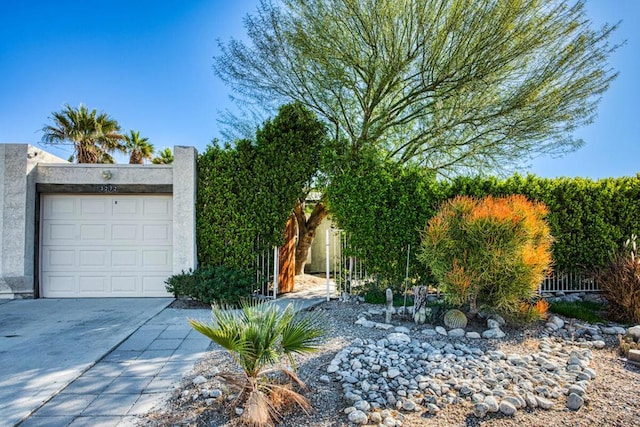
[{"left": 419, "top": 195, "right": 553, "bottom": 323}]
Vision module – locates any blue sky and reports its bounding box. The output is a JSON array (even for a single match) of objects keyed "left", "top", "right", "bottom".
[{"left": 0, "top": 0, "right": 638, "bottom": 178}]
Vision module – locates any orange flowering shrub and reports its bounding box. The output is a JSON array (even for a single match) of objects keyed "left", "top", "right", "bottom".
[
  {"left": 518, "top": 299, "right": 550, "bottom": 323},
  {"left": 418, "top": 195, "right": 553, "bottom": 323}
]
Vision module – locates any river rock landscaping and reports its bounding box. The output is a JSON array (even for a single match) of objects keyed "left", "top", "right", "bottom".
[{"left": 141, "top": 298, "right": 640, "bottom": 427}]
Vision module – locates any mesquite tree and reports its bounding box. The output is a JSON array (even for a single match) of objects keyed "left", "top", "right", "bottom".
[{"left": 215, "top": 0, "right": 619, "bottom": 271}]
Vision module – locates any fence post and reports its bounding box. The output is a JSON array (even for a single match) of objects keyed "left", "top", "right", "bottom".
[
  {"left": 326, "top": 228, "right": 330, "bottom": 301},
  {"left": 348, "top": 257, "right": 354, "bottom": 295},
  {"left": 273, "top": 246, "right": 279, "bottom": 300},
  {"left": 403, "top": 244, "right": 410, "bottom": 310}
]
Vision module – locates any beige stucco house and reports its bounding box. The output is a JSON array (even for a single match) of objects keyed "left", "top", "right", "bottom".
[{"left": 0, "top": 143, "right": 197, "bottom": 298}]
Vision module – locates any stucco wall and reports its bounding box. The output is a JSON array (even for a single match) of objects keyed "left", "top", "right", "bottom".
[
  {"left": 0, "top": 143, "right": 197, "bottom": 298},
  {"left": 0, "top": 144, "right": 67, "bottom": 297},
  {"left": 36, "top": 163, "right": 172, "bottom": 185},
  {"left": 1, "top": 144, "right": 30, "bottom": 296},
  {"left": 0, "top": 146, "right": 6, "bottom": 295},
  {"left": 305, "top": 216, "right": 341, "bottom": 274},
  {"left": 172, "top": 146, "right": 198, "bottom": 273}
]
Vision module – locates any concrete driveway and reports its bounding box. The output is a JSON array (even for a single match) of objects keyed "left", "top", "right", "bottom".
[{"left": 0, "top": 298, "right": 172, "bottom": 427}]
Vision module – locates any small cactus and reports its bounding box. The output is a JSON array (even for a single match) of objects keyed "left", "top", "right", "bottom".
[
  {"left": 444, "top": 309, "right": 468, "bottom": 329},
  {"left": 414, "top": 307, "right": 431, "bottom": 325},
  {"left": 619, "top": 333, "right": 640, "bottom": 357}
]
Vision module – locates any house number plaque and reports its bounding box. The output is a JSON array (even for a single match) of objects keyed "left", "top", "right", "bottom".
[{"left": 99, "top": 185, "right": 118, "bottom": 193}]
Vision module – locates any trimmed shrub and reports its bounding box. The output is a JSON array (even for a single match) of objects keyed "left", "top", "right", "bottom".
[
  {"left": 595, "top": 235, "right": 640, "bottom": 324},
  {"left": 418, "top": 195, "right": 553, "bottom": 323},
  {"left": 197, "top": 102, "right": 326, "bottom": 269},
  {"left": 448, "top": 174, "right": 640, "bottom": 272},
  {"left": 326, "top": 153, "right": 443, "bottom": 290},
  {"left": 165, "top": 266, "right": 256, "bottom": 305},
  {"left": 328, "top": 169, "right": 640, "bottom": 288}
]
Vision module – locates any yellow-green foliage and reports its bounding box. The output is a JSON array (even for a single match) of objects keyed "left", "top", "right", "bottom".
[
  {"left": 447, "top": 174, "right": 640, "bottom": 272},
  {"left": 419, "top": 195, "right": 553, "bottom": 322}
]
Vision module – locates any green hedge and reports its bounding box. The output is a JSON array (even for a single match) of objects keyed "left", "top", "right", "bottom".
[
  {"left": 326, "top": 154, "right": 445, "bottom": 288},
  {"left": 165, "top": 266, "right": 256, "bottom": 305},
  {"left": 197, "top": 102, "right": 326, "bottom": 269},
  {"left": 327, "top": 156, "right": 640, "bottom": 284},
  {"left": 448, "top": 175, "right": 640, "bottom": 271}
]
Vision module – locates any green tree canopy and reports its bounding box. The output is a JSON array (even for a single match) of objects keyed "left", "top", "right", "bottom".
[
  {"left": 152, "top": 147, "right": 174, "bottom": 164},
  {"left": 197, "top": 102, "right": 327, "bottom": 269},
  {"left": 41, "top": 104, "right": 125, "bottom": 163},
  {"left": 123, "top": 130, "right": 154, "bottom": 164},
  {"left": 215, "top": 0, "right": 619, "bottom": 174}
]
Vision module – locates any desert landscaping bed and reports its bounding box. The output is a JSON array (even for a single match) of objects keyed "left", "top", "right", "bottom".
[{"left": 141, "top": 296, "right": 639, "bottom": 427}]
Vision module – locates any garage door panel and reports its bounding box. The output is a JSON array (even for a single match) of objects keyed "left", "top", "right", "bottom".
[
  {"left": 112, "top": 250, "right": 138, "bottom": 267},
  {"left": 48, "top": 197, "right": 76, "bottom": 217},
  {"left": 79, "top": 276, "right": 107, "bottom": 293},
  {"left": 142, "top": 250, "right": 170, "bottom": 267},
  {"left": 142, "top": 276, "right": 170, "bottom": 295},
  {"left": 112, "top": 198, "right": 138, "bottom": 215},
  {"left": 46, "top": 249, "right": 75, "bottom": 267},
  {"left": 112, "top": 224, "right": 139, "bottom": 240},
  {"left": 45, "top": 275, "right": 76, "bottom": 294},
  {"left": 41, "top": 194, "right": 173, "bottom": 298},
  {"left": 111, "top": 276, "right": 137, "bottom": 292},
  {"left": 143, "top": 198, "right": 171, "bottom": 216},
  {"left": 142, "top": 224, "right": 171, "bottom": 242},
  {"left": 47, "top": 223, "right": 76, "bottom": 242},
  {"left": 80, "top": 198, "right": 108, "bottom": 215},
  {"left": 80, "top": 224, "right": 107, "bottom": 241},
  {"left": 79, "top": 250, "right": 107, "bottom": 267}
]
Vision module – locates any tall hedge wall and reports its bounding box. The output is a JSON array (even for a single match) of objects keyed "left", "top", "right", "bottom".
[
  {"left": 326, "top": 156, "right": 640, "bottom": 285},
  {"left": 448, "top": 174, "right": 640, "bottom": 271},
  {"left": 197, "top": 102, "right": 326, "bottom": 269},
  {"left": 326, "top": 155, "right": 446, "bottom": 286}
]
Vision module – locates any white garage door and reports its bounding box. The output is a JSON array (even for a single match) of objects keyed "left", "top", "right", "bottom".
[{"left": 41, "top": 194, "right": 173, "bottom": 297}]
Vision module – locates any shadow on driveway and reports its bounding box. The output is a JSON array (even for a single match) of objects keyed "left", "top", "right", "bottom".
[{"left": 0, "top": 298, "right": 172, "bottom": 426}]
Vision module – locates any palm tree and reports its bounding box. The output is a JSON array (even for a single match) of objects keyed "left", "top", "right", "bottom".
[
  {"left": 123, "top": 130, "right": 154, "bottom": 164},
  {"left": 151, "top": 147, "right": 174, "bottom": 164},
  {"left": 189, "top": 301, "right": 326, "bottom": 426},
  {"left": 41, "top": 104, "right": 125, "bottom": 163}
]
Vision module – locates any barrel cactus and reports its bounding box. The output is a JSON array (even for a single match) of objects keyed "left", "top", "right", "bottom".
[{"left": 444, "top": 309, "right": 468, "bottom": 329}]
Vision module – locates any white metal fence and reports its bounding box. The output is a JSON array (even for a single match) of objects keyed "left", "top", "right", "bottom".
[
  {"left": 260, "top": 226, "right": 600, "bottom": 299},
  {"left": 539, "top": 271, "right": 599, "bottom": 294},
  {"left": 254, "top": 237, "right": 279, "bottom": 300}
]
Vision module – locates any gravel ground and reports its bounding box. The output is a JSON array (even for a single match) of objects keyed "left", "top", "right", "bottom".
[{"left": 142, "top": 282, "right": 640, "bottom": 427}]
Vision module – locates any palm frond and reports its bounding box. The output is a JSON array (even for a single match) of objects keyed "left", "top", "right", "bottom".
[
  {"left": 189, "top": 299, "right": 328, "bottom": 426},
  {"left": 188, "top": 318, "right": 247, "bottom": 354},
  {"left": 280, "top": 310, "right": 327, "bottom": 356},
  {"left": 40, "top": 103, "right": 123, "bottom": 163},
  {"left": 277, "top": 367, "right": 308, "bottom": 391},
  {"left": 264, "top": 382, "right": 311, "bottom": 414}
]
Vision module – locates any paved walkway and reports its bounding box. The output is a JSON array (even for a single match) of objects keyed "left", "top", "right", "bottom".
[
  {"left": 0, "top": 299, "right": 172, "bottom": 427},
  {"left": 14, "top": 288, "right": 327, "bottom": 427}
]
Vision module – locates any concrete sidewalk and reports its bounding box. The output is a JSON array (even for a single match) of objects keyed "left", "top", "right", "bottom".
[{"left": 11, "top": 293, "right": 327, "bottom": 427}]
